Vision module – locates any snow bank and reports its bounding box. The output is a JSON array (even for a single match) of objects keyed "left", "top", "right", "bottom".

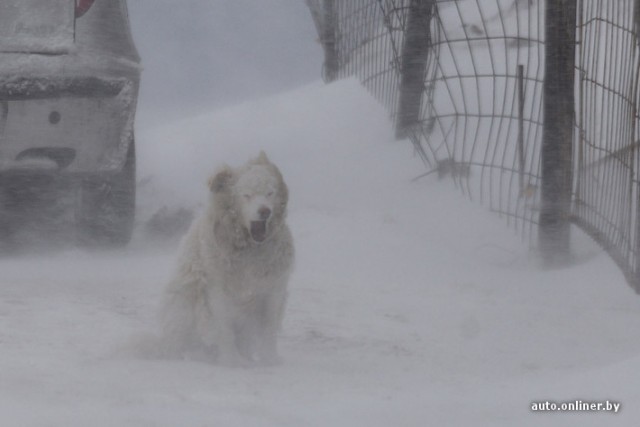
[{"left": 0, "top": 78, "right": 638, "bottom": 426}]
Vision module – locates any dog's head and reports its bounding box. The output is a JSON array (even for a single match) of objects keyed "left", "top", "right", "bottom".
[{"left": 209, "top": 151, "right": 288, "bottom": 245}]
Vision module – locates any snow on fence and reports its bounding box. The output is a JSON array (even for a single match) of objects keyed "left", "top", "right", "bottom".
[{"left": 306, "top": 0, "right": 640, "bottom": 291}]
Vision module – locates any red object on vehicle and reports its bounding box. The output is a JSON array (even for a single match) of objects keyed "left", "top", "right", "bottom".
[{"left": 75, "top": 0, "right": 96, "bottom": 18}]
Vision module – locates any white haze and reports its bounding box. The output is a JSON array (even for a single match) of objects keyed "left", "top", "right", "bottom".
[{"left": 127, "top": 0, "right": 321, "bottom": 126}]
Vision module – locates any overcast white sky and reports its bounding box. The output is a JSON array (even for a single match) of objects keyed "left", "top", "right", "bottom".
[{"left": 127, "top": 0, "right": 323, "bottom": 127}]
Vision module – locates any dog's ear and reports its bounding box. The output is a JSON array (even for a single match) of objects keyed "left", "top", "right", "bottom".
[
  {"left": 255, "top": 151, "right": 270, "bottom": 165},
  {"left": 208, "top": 165, "right": 233, "bottom": 193}
]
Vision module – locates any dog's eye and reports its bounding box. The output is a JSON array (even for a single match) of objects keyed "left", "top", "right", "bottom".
[{"left": 267, "top": 191, "right": 274, "bottom": 197}]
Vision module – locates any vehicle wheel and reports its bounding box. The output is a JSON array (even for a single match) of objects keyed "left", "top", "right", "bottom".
[
  {"left": 77, "top": 141, "right": 136, "bottom": 247},
  {"left": 0, "top": 172, "right": 70, "bottom": 252},
  {"left": 0, "top": 183, "right": 14, "bottom": 252}
]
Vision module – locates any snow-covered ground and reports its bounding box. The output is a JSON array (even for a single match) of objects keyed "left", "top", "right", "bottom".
[{"left": 1, "top": 79, "right": 639, "bottom": 426}]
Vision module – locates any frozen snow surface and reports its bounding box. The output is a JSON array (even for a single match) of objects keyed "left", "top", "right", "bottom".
[{"left": 2, "top": 79, "right": 640, "bottom": 426}]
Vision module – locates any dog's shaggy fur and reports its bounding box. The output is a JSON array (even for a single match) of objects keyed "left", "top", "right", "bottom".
[{"left": 160, "top": 152, "right": 294, "bottom": 366}]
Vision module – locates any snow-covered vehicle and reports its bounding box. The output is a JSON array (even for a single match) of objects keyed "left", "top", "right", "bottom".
[{"left": 0, "top": 0, "right": 141, "bottom": 246}]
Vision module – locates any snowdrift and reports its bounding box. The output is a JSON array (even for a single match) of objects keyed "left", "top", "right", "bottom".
[{"left": 0, "top": 79, "right": 638, "bottom": 426}]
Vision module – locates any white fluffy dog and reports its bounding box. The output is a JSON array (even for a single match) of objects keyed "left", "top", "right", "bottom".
[{"left": 160, "top": 152, "right": 294, "bottom": 366}]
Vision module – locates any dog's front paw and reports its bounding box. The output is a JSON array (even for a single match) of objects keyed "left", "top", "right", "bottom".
[
  {"left": 260, "top": 356, "right": 282, "bottom": 367},
  {"left": 217, "top": 352, "right": 254, "bottom": 368},
  {"left": 257, "top": 351, "right": 282, "bottom": 367}
]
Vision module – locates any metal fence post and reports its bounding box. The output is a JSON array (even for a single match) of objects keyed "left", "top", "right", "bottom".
[
  {"left": 396, "top": 0, "right": 435, "bottom": 139},
  {"left": 635, "top": 0, "right": 640, "bottom": 36},
  {"left": 538, "top": 0, "right": 577, "bottom": 266},
  {"left": 634, "top": 0, "right": 640, "bottom": 291},
  {"left": 517, "top": 64, "right": 525, "bottom": 191},
  {"left": 305, "top": 0, "right": 339, "bottom": 82},
  {"left": 321, "top": 0, "right": 339, "bottom": 82}
]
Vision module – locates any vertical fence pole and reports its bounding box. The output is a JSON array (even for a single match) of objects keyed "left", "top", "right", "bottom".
[
  {"left": 396, "top": 0, "right": 435, "bottom": 139},
  {"left": 634, "top": 0, "right": 640, "bottom": 291},
  {"left": 322, "top": 0, "right": 339, "bottom": 82},
  {"left": 538, "top": 0, "right": 577, "bottom": 266},
  {"left": 517, "top": 64, "right": 525, "bottom": 191},
  {"left": 636, "top": 0, "right": 640, "bottom": 37}
]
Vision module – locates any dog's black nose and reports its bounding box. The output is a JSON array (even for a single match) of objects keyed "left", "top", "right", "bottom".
[{"left": 258, "top": 206, "right": 272, "bottom": 220}]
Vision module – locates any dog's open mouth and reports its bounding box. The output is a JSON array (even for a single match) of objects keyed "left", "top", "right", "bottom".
[{"left": 250, "top": 220, "right": 267, "bottom": 242}]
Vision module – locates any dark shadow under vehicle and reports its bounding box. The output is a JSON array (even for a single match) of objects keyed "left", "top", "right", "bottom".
[{"left": 0, "top": 0, "right": 141, "bottom": 249}]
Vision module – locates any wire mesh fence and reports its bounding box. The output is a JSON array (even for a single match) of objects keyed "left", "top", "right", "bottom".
[
  {"left": 306, "top": 0, "right": 640, "bottom": 291},
  {"left": 574, "top": 0, "right": 640, "bottom": 286}
]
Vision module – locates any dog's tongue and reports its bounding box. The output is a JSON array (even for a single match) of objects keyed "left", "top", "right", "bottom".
[{"left": 250, "top": 221, "right": 267, "bottom": 242}]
